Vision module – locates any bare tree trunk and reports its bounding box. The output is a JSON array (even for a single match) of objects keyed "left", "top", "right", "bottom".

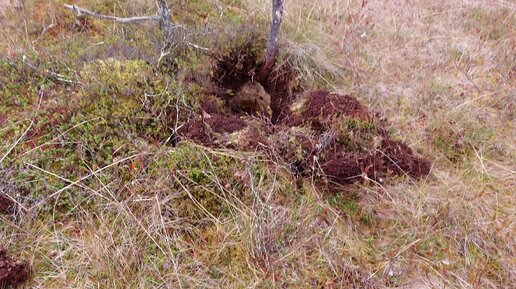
[
  {"left": 264, "top": 0, "right": 284, "bottom": 71},
  {"left": 155, "top": 0, "right": 177, "bottom": 57}
]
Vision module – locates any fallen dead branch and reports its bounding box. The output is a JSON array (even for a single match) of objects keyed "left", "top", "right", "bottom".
[
  {"left": 64, "top": 0, "right": 182, "bottom": 60},
  {"left": 63, "top": 4, "right": 161, "bottom": 23}
]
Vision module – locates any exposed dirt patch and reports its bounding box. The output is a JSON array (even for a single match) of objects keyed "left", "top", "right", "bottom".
[
  {"left": 0, "top": 194, "right": 14, "bottom": 215},
  {"left": 206, "top": 114, "right": 247, "bottom": 134},
  {"left": 380, "top": 139, "right": 431, "bottom": 178},
  {"left": 236, "top": 126, "right": 270, "bottom": 150},
  {"left": 262, "top": 63, "right": 299, "bottom": 122},
  {"left": 291, "top": 90, "right": 371, "bottom": 129},
  {"left": 212, "top": 42, "right": 260, "bottom": 93},
  {"left": 181, "top": 93, "right": 429, "bottom": 185},
  {"left": 0, "top": 246, "right": 29, "bottom": 288},
  {"left": 179, "top": 113, "right": 247, "bottom": 145},
  {"left": 322, "top": 152, "right": 383, "bottom": 184},
  {"left": 212, "top": 42, "right": 299, "bottom": 122},
  {"left": 179, "top": 43, "right": 430, "bottom": 186},
  {"left": 179, "top": 117, "right": 213, "bottom": 145}
]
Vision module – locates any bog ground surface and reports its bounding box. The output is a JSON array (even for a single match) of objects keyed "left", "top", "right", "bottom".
[{"left": 0, "top": 0, "right": 514, "bottom": 288}]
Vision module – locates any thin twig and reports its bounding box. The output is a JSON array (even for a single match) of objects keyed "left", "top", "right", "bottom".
[
  {"left": 0, "top": 90, "right": 43, "bottom": 164},
  {"left": 21, "top": 55, "right": 77, "bottom": 85},
  {"left": 32, "top": 18, "right": 57, "bottom": 45},
  {"left": 0, "top": 181, "right": 28, "bottom": 212},
  {"left": 0, "top": 120, "right": 34, "bottom": 164},
  {"left": 186, "top": 42, "right": 210, "bottom": 52},
  {"left": 27, "top": 153, "right": 144, "bottom": 211},
  {"left": 63, "top": 4, "right": 161, "bottom": 23}
]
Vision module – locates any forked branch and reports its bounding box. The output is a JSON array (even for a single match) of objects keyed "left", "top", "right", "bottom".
[{"left": 64, "top": 0, "right": 180, "bottom": 59}]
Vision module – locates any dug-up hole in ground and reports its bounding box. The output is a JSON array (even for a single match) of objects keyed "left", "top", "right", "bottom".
[{"left": 179, "top": 41, "right": 430, "bottom": 187}]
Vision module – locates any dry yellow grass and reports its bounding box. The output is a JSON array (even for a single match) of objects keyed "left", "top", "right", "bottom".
[
  {"left": 0, "top": 0, "right": 514, "bottom": 288},
  {"left": 248, "top": 0, "right": 515, "bottom": 287}
]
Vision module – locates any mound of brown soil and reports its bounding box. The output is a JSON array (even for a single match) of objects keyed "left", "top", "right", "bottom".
[
  {"left": 180, "top": 90, "right": 430, "bottom": 185},
  {"left": 179, "top": 44, "right": 430, "bottom": 186},
  {"left": 294, "top": 90, "right": 371, "bottom": 129},
  {"left": 322, "top": 152, "right": 383, "bottom": 184},
  {"left": 179, "top": 113, "right": 247, "bottom": 145},
  {"left": 180, "top": 118, "right": 213, "bottom": 145},
  {"left": 207, "top": 114, "right": 247, "bottom": 134},
  {"left": 0, "top": 246, "right": 29, "bottom": 288},
  {"left": 380, "top": 139, "right": 431, "bottom": 178}
]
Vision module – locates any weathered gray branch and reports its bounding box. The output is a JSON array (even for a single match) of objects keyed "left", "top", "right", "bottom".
[
  {"left": 64, "top": 0, "right": 183, "bottom": 60},
  {"left": 63, "top": 4, "right": 161, "bottom": 23},
  {"left": 264, "top": 0, "right": 284, "bottom": 68},
  {"left": 155, "top": 0, "right": 177, "bottom": 57}
]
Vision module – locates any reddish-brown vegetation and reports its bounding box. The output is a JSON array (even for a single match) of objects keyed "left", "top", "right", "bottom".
[
  {"left": 380, "top": 139, "right": 431, "bottom": 178},
  {"left": 30, "top": 2, "right": 99, "bottom": 38},
  {"left": 0, "top": 194, "right": 14, "bottom": 215},
  {"left": 0, "top": 246, "right": 29, "bottom": 288},
  {"left": 207, "top": 113, "right": 247, "bottom": 134},
  {"left": 289, "top": 90, "right": 371, "bottom": 128},
  {"left": 321, "top": 152, "right": 382, "bottom": 184}
]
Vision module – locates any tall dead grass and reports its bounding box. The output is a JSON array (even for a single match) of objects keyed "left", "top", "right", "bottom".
[
  {"left": 0, "top": 0, "right": 514, "bottom": 288},
  {"left": 242, "top": 0, "right": 515, "bottom": 287}
]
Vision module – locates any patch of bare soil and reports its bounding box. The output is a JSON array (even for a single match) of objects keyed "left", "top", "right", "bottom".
[
  {"left": 207, "top": 113, "right": 247, "bottom": 134},
  {"left": 236, "top": 125, "right": 270, "bottom": 150},
  {"left": 289, "top": 90, "right": 371, "bottom": 129},
  {"left": 0, "top": 246, "right": 29, "bottom": 288},
  {"left": 262, "top": 63, "right": 299, "bottom": 122},
  {"left": 322, "top": 152, "right": 383, "bottom": 184},
  {"left": 179, "top": 113, "right": 247, "bottom": 146},
  {"left": 179, "top": 43, "right": 430, "bottom": 186},
  {"left": 212, "top": 41, "right": 299, "bottom": 122},
  {"left": 0, "top": 194, "right": 14, "bottom": 215},
  {"left": 380, "top": 139, "right": 431, "bottom": 178},
  {"left": 212, "top": 42, "right": 260, "bottom": 93}
]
